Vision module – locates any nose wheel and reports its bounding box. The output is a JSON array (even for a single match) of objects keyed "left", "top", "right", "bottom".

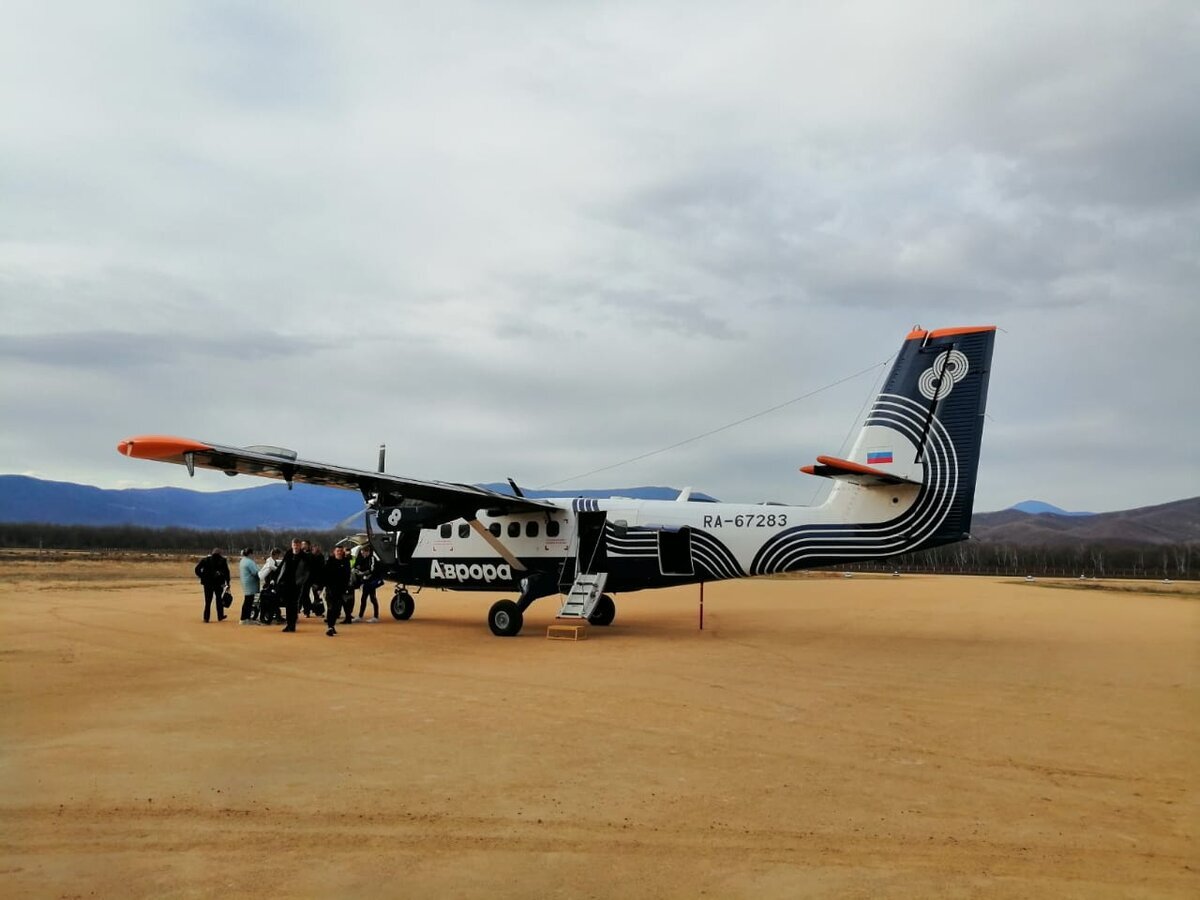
[{"left": 390, "top": 587, "right": 415, "bottom": 620}]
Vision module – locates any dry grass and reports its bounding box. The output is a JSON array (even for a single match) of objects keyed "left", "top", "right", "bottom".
[{"left": 1014, "top": 577, "right": 1200, "bottom": 598}]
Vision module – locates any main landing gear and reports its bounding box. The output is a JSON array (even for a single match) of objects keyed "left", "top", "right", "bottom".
[
  {"left": 588, "top": 594, "right": 616, "bottom": 627},
  {"left": 488, "top": 599, "right": 522, "bottom": 636},
  {"left": 487, "top": 573, "right": 561, "bottom": 637},
  {"left": 488, "top": 588, "right": 617, "bottom": 637},
  {"left": 390, "top": 586, "right": 415, "bottom": 620}
]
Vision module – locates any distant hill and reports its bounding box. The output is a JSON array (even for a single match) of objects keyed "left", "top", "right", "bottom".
[
  {"left": 1008, "top": 500, "right": 1093, "bottom": 517},
  {"left": 0, "top": 475, "right": 364, "bottom": 530},
  {"left": 2, "top": 475, "right": 1194, "bottom": 544},
  {"left": 0, "top": 476, "right": 715, "bottom": 530},
  {"left": 973, "top": 496, "right": 1200, "bottom": 546}
]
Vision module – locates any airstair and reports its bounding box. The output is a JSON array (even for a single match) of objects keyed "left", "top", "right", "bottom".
[{"left": 557, "top": 572, "right": 608, "bottom": 619}]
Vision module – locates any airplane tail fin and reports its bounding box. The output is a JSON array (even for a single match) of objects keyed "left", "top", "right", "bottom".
[{"left": 816, "top": 325, "right": 996, "bottom": 552}]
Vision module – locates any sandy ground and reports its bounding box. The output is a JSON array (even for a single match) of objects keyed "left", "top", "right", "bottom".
[{"left": 0, "top": 554, "right": 1196, "bottom": 898}]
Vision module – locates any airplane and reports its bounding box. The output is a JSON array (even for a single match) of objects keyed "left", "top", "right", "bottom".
[{"left": 117, "top": 324, "right": 996, "bottom": 636}]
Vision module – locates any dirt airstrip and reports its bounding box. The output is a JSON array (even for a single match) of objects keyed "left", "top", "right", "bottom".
[{"left": 0, "top": 553, "right": 1196, "bottom": 898}]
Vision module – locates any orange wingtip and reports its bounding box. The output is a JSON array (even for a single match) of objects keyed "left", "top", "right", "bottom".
[
  {"left": 117, "top": 435, "right": 213, "bottom": 459},
  {"left": 907, "top": 325, "right": 996, "bottom": 340}
]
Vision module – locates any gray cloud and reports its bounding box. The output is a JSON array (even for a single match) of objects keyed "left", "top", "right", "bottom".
[{"left": 1, "top": 1, "right": 1197, "bottom": 512}]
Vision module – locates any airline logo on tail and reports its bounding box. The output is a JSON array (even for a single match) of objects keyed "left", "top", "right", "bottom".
[{"left": 918, "top": 350, "right": 970, "bottom": 400}]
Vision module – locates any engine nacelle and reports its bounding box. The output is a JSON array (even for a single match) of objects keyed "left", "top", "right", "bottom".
[{"left": 376, "top": 503, "right": 462, "bottom": 532}]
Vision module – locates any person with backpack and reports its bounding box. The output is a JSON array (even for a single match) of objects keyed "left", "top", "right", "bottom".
[
  {"left": 353, "top": 543, "right": 381, "bottom": 622},
  {"left": 194, "top": 548, "right": 231, "bottom": 623}
]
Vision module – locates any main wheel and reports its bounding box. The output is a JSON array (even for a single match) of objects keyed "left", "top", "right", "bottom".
[
  {"left": 390, "top": 588, "right": 415, "bottom": 620},
  {"left": 488, "top": 599, "right": 523, "bottom": 637},
  {"left": 588, "top": 593, "right": 616, "bottom": 626}
]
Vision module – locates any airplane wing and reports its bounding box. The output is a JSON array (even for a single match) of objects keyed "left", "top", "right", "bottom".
[
  {"left": 116, "top": 434, "right": 558, "bottom": 514},
  {"left": 799, "top": 455, "right": 922, "bottom": 487}
]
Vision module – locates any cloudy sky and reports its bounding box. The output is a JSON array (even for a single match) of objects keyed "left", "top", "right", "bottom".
[{"left": 1, "top": 1, "right": 1197, "bottom": 513}]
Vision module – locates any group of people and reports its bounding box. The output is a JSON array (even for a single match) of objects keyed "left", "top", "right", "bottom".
[{"left": 194, "top": 539, "right": 385, "bottom": 637}]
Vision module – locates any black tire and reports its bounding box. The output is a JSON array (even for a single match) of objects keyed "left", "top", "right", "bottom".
[
  {"left": 488, "top": 599, "right": 523, "bottom": 637},
  {"left": 390, "top": 589, "right": 415, "bottom": 621},
  {"left": 588, "top": 593, "right": 616, "bottom": 626}
]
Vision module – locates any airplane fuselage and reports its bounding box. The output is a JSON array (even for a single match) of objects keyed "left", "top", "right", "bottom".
[{"left": 394, "top": 481, "right": 927, "bottom": 595}]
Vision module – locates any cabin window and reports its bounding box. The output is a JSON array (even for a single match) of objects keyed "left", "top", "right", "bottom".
[
  {"left": 458, "top": 523, "right": 470, "bottom": 538},
  {"left": 439, "top": 523, "right": 452, "bottom": 538},
  {"left": 507, "top": 521, "right": 521, "bottom": 538},
  {"left": 546, "top": 520, "right": 560, "bottom": 537},
  {"left": 489, "top": 523, "right": 501, "bottom": 538},
  {"left": 525, "top": 521, "right": 539, "bottom": 538}
]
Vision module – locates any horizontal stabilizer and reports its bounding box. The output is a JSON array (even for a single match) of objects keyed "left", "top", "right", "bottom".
[{"left": 800, "top": 455, "right": 921, "bottom": 487}]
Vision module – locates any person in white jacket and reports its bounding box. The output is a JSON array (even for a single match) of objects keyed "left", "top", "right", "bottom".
[{"left": 256, "top": 548, "right": 283, "bottom": 624}]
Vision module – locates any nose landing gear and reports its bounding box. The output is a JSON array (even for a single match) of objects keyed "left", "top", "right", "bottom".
[{"left": 390, "top": 587, "right": 415, "bottom": 620}]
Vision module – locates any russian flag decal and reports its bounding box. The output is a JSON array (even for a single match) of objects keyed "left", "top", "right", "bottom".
[{"left": 867, "top": 450, "right": 893, "bottom": 465}]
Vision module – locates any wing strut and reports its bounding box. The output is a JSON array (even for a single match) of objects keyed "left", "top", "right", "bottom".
[{"left": 467, "top": 519, "right": 528, "bottom": 572}]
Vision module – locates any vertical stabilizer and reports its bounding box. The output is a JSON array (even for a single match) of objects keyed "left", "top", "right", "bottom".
[{"left": 827, "top": 325, "right": 996, "bottom": 550}]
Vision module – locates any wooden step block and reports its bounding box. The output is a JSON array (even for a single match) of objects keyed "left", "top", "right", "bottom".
[{"left": 547, "top": 623, "right": 589, "bottom": 641}]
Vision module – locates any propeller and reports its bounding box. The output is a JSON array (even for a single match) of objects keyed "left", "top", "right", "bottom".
[{"left": 333, "top": 444, "right": 388, "bottom": 533}]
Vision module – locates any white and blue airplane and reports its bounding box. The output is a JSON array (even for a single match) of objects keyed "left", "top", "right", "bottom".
[{"left": 118, "top": 325, "right": 996, "bottom": 636}]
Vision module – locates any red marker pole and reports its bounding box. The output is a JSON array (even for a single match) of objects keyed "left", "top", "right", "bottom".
[{"left": 699, "top": 581, "right": 704, "bottom": 630}]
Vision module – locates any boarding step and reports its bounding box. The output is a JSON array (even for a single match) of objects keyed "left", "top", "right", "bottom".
[
  {"left": 557, "top": 572, "right": 608, "bottom": 619},
  {"left": 547, "top": 623, "right": 589, "bottom": 641}
]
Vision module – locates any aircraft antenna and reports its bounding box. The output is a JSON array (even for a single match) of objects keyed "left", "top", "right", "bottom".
[
  {"left": 537, "top": 356, "right": 892, "bottom": 489},
  {"left": 807, "top": 358, "right": 892, "bottom": 505},
  {"left": 378, "top": 444, "right": 386, "bottom": 473}
]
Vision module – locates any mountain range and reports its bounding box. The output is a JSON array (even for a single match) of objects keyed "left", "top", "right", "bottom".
[
  {"left": 970, "top": 496, "right": 1199, "bottom": 546},
  {"left": 1, "top": 475, "right": 1195, "bottom": 545},
  {"left": 1006, "top": 500, "right": 1093, "bottom": 517},
  {"left": 0, "top": 475, "right": 713, "bottom": 531}
]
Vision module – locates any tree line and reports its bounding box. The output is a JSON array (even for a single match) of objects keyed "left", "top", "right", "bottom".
[
  {"left": 0, "top": 522, "right": 1195, "bottom": 579},
  {"left": 0, "top": 522, "right": 346, "bottom": 554},
  {"left": 848, "top": 539, "right": 1197, "bottom": 580}
]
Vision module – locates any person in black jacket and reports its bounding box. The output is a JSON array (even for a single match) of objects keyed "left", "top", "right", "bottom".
[
  {"left": 275, "top": 538, "right": 312, "bottom": 632},
  {"left": 354, "top": 544, "right": 380, "bottom": 622},
  {"left": 308, "top": 542, "right": 326, "bottom": 616},
  {"left": 298, "top": 540, "right": 316, "bottom": 617},
  {"left": 194, "top": 548, "right": 231, "bottom": 623},
  {"left": 322, "top": 546, "right": 352, "bottom": 637}
]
